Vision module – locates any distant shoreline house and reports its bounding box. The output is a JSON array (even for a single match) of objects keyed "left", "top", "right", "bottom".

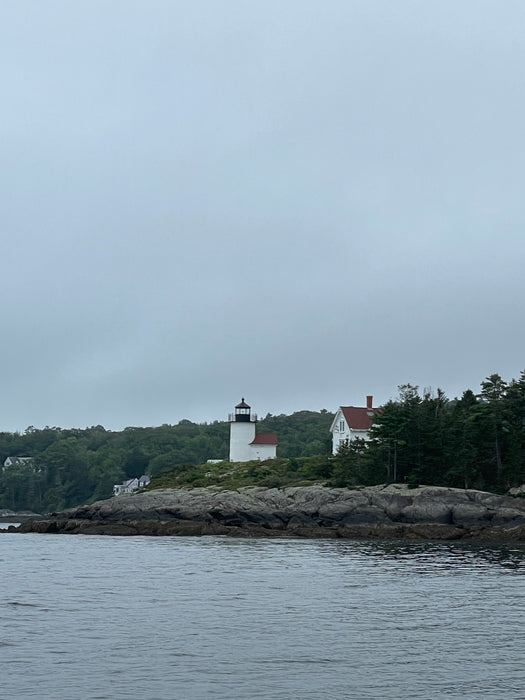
[
  {"left": 2, "top": 456, "right": 35, "bottom": 472},
  {"left": 113, "top": 475, "right": 151, "bottom": 496},
  {"left": 330, "top": 396, "right": 378, "bottom": 454},
  {"left": 229, "top": 398, "right": 278, "bottom": 462}
]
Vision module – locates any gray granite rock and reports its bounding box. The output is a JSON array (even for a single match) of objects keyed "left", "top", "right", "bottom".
[{"left": 8, "top": 484, "right": 525, "bottom": 540}]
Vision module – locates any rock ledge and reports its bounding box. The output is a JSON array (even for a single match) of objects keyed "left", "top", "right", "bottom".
[{"left": 9, "top": 484, "right": 525, "bottom": 541}]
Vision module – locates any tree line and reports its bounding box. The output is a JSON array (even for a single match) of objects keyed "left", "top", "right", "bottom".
[
  {"left": 0, "top": 410, "right": 334, "bottom": 513},
  {"left": 331, "top": 372, "right": 525, "bottom": 492},
  {"left": 1, "top": 371, "right": 523, "bottom": 514}
]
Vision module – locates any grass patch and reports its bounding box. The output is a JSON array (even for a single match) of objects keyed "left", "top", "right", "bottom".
[{"left": 147, "top": 455, "right": 332, "bottom": 491}]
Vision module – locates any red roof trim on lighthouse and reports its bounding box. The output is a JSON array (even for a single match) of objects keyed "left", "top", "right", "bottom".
[{"left": 250, "top": 432, "right": 278, "bottom": 445}]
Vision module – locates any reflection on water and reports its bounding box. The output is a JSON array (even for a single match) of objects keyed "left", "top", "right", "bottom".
[{"left": 330, "top": 539, "right": 525, "bottom": 571}]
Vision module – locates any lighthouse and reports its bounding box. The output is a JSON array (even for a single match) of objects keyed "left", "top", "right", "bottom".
[
  {"left": 229, "top": 398, "right": 257, "bottom": 461},
  {"left": 229, "top": 398, "right": 278, "bottom": 462}
]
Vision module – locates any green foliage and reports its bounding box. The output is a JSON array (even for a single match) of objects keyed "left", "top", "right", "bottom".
[
  {"left": 365, "top": 373, "right": 525, "bottom": 492},
  {"left": 1, "top": 374, "right": 524, "bottom": 513},
  {"left": 0, "top": 410, "right": 333, "bottom": 512},
  {"left": 257, "top": 410, "right": 334, "bottom": 457},
  {"left": 148, "top": 455, "right": 332, "bottom": 491},
  {"left": 328, "top": 439, "right": 371, "bottom": 487}
]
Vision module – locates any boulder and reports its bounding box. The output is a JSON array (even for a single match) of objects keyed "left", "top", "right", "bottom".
[{"left": 451, "top": 503, "right": 493, "bottom": 526}]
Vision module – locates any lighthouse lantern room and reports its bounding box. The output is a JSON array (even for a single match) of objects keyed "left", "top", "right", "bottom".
[{"left": 229, "top": 398, "right": 256, "bottom": 423}]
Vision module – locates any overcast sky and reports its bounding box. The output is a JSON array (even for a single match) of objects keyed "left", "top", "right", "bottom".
[{"left": 1, "top": 1, "right": 524, "bottom": 431}]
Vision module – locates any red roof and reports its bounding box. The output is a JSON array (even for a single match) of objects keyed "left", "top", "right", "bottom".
[
  {"left": 340, "top": 406, "right": 377, "bottom": 430},
  {"left": 250, "top": 432, "right": 278, "bottom": 445}
]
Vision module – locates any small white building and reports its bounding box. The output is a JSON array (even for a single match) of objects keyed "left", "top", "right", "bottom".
[
  {"left": 2, "top": 456, "right": 35, "bottom": 472},
  {"left": 113, "top": 474, "right": 151, "bottom": 496},
  {"left": 330, "top": 396, "right": 377, "bottom": 454},
  {"left": 229, "top": 398, "right": 278, "bottom": 462}
]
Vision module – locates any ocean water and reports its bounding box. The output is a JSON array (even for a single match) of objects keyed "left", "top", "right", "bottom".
[{"left": 1, "top": 531, "right": 524, "bottom": 700}]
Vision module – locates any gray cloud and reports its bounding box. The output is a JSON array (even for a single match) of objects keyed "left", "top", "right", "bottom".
[{"left": 1, "top": 1, "right": 524, "bottom": 430}]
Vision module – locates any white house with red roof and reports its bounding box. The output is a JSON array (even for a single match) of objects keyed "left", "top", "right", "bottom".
[
  {"left": 330, "top": 396, "right": 377, "bottom": 454},
  {"left": 229, "top": 398, "right": 278, "bottom": 462}
]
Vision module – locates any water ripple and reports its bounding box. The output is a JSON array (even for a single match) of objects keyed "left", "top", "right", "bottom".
[{"left": 1, "top": 535, "right": 525, "bottom": 699}]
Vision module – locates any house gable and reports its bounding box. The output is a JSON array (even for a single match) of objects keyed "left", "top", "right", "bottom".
[
  {"left": 2, "top": 456, "right": 36, "bottom": 473},
  {"left": 329, "top": 408, "right": 345, "bottom": 435},
  {"left": 330, "top": 397, "right": 378, "bottom": 454},
  {"left": 113, "top": 475, "right": 150, "bottom": 496}
]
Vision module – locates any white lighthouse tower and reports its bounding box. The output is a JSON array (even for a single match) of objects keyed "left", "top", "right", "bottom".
[
  {"left": 228, "top": 398, "right": 278, "bottom": 462},
  {"left": 229, "top": 398, "right": 257, "bottom": 462}
]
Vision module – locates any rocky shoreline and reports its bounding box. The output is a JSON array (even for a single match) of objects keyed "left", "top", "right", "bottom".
[
  {"left": 0, "top": 508, "right": 42, "bottom": 522},
  {"left": 6, "top": 484, "right": 525, "bottom": 541}
]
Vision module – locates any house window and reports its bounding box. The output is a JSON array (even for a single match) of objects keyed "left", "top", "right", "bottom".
[{"left": 340, "top": 421, "right": 344, "bottom": 431}]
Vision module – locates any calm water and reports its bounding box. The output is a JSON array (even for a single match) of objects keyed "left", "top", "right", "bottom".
[{"left": 1, "top": 532, "right": 525, "bottom": 700}]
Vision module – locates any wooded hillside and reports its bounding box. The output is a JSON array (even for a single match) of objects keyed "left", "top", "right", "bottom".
[
  {"left": 2, "top": 371, "right": 524, "bottom": 514},
  {"left": 0, "top": 409, "right": 334, "bottom": 512}
]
